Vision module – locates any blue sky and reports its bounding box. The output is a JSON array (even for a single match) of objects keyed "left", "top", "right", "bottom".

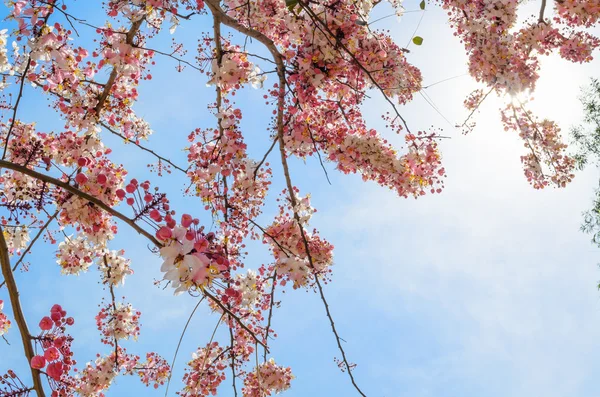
[{"left": 2, "top": 1, "right": 600, "bottom": 396}]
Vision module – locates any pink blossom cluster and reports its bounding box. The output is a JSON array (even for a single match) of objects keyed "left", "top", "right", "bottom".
[
  {"left": 265, "top": 194, "right": 334, "bottom": 289},
  {"left": 501, "top": 104, "right": 575, "bottom": 189},
  {"left": 179, "top": 342, "right": 227, "bottom": 397},
  {"left": 242, "top": 359, "right": 293, "bottom": 397},
  {"left": 56, "top": 235, "right": 95, "bottom": 275},
  {"left": 157, "top": 215, "right": 229, "bottom": 294},
  {"left": 555, "top": 0, "right": 600, "bottom": 27},
  {"left": 0, "top": 300, "right": 10, "bottom": 337},
  {"left": 135, "top": 352, "right": 171, "bottom": 389},
  {"left": 2, "top": 225, "right": 29, "bottom": 255},
  {"left": 186, "top": 106, "right": 272, "bottom": 243},
  {"left": 206, "top": 41, "right": 265, "bottom": 92},
  {"left": 96, "top": 303, "right": 141, "bottom": 344},
  {"left": 30, "top": 305, "right": 76, "bottom": 385}
]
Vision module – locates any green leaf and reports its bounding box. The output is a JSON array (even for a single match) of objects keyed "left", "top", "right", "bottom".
[
  {"left": 286, "top": 0, "right": 298, "bottom": 11},
  {"left": 419, "top": 0, "right": 425, "bottom": 10},
  {"left": 412, "top": 36, "right": 423, "bottom": 46}
]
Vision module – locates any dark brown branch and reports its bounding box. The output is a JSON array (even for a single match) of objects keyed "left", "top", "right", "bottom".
[
  {"left": 1, "top": 59, "right": 32, "bottom": 161},
  {"left": 539, "top": 0, "right": 547, "bottom": 23},
  {"left": 0, "top": 226, "right": 46, "bottom": 397}
]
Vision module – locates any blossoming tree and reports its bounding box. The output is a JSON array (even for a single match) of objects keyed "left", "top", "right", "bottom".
[{"left": 0, "top": 0, "right": 598, "bottom": 396}]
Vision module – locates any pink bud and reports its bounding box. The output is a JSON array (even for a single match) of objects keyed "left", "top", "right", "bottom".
[
  {"left": 97, "top": 174, "right": 107, "bottom": 185},
  {"left": 66, "top": 317, "right": 74, "bottom": 326},
  {"left": 126, "top": 197, "right": 135, "bottom": 206},
  {"left": 47, "top": 362, "right": 64, "bottom": 381},
  {"left": 54, "top": 337, "right": 65, "bottom": 349},
  {"left": 194, "top": 238, "right": 209, "bottom": 252},
  {"left": 116, "top": 189, "right": 126, "bottom": 200},
  {"left": 75, "top": 173, "right": 88, "bottom": 185},
  {"left": 39, "top": 316, "right": 53, "bottom": 331},
  {"left": 77, "top": 157, "right": 88, "bottom": 167},
  {"left": 156, "top": 226, "right": 172, "bottom": 241},
  {"left": 181, "top": 214, "right": 193, "bottom": 228},
  {"left": 149, "top": 209, "right": 161, "bottom": 221},
  {"left": 125, "top": 184, "right": 136, "bottom": 193},
  {"left": 166, "top": 218, "right": 176, "bottom": 229},
  {"left": 30, "top": 355, "right": 46, "bottom": 369},
  {"left": 44, "top": 347, "right": 60, "bottom": 362}
]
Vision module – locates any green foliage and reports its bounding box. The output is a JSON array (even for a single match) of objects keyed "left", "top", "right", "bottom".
[{"left": 571, "top": 78, "right": 600, "bottom": 246}]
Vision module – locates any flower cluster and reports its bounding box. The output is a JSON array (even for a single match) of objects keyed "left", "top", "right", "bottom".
[
  {"left": 56, "top": 235, "right": 95, "bottom": 275},
  {"left": 135, "top": 352, "right": 171, "bottom": 389},
  {"left": 206, "top": 41, "right": 266, "bottom": 93},
  {"left": 242, "top": 359, "right": 293, "bottom": 397},
  {"left": 157, "top": 215, "right": 229, "bottom": 294},
  {"left": 30, "top": 305, "right": 76, "bottom": 384},
  {"left": 265, "top": 194, "right": 334, "bottom": 289},
  {"left": 96, "top": 303, "right": 141, "bottom": 344},
  {"left": 0, "top": 300, "right": 10, "bottom": 337},
  {"left": 0, "top": 28, "right": 11, "bottom": 76},
  {"left": 229, "top": 269, "right": 263, "bottom": 309},
  {"left": 186, "top": 107, "right": 272, "bottom": 243},
  {"left": 179, "top": 342, "right": 227, "bottom": 397},
  {"left": 99, "top": 249, "right": 134, "bottom": 286},
  {"left": 2, "top": 225, "right": 29, "bottom": 255},
  {"left": 501, "top": 104, "right": 576, "bottom": 189}
]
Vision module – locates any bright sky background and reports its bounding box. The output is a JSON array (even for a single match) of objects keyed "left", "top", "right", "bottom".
[{"left": 2, "top": 1, "right": 600, "bottom": 396}]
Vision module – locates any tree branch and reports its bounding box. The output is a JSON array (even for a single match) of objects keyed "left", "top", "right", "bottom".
[
  {"left": 0, "top": 160, "right": 160, "bottom": 247},
  {"left": 0, "top": 226, "right": 46, "bottom": 397}
]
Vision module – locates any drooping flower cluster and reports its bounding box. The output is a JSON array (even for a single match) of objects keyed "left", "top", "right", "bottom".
[
  {"left": 29, "top": 305, "right": 76, "bottom": 386},
  {"left": 98, "top": 249, "right": 134, "bottom": 286},
  {"left": 179, "top": 342, "right": 228, "bottom": 397},
  {"left": 0, "top": 29, "right": 11, "bottom": 76},
  {"left": 230, "top": 269, "right": 262, "bottom": 309},
  {"left": 186, "top": 107, "right": 272, "bottom": 244},
  {"left": 0, "top": 300, "right": 10, "bottom": 336},
  {"left": 242, "top": 359, "right": 293, "bottom": 397},
  {"left": 135, "top": 352, "right": 171, "bottom": 389},
  {"left": 56, "top": 235, "right": 95, "bottom": 275},
  {"left": 2, "top": 225, "right": 29, "bottom": 255},
  {"left": 56, "top": 237, "right": 134, "bottom": 284},
  {"left": 75, "top": 351, "right": 125, "bottom": 397},
  {"left": 501, "top": 104, "right": 576, "bottom": 189},
  {"left": 265, "top": 194, "right": 334, "bottom": 289},
  {"left": 96, "top": 303, "right": 141, "bottom": 344},
  {"left": 206, "top": 40, "right": 266, "bottom": 93}
]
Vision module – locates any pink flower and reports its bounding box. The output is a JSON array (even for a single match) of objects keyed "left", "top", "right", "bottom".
[
  {"left": 47, "top": 362, "right": 64, "bottom": 381},
  {"left": 75, "top": 173, "right": 88, "bottom": 185},
  {"left": 156, "top": 226, "right": 172, "bottom": 241},
  {"left": 39, "top": 316, "right": 53, "bottom": 331},
  {"left": 181, "top": 214, "right": 193, "bottom": 228},
  {"left": 30, "top": 355, "right": 46, "bottom": 369},
  {"left": 44, "top": 346, "right": 60, "bottom": 361}
]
